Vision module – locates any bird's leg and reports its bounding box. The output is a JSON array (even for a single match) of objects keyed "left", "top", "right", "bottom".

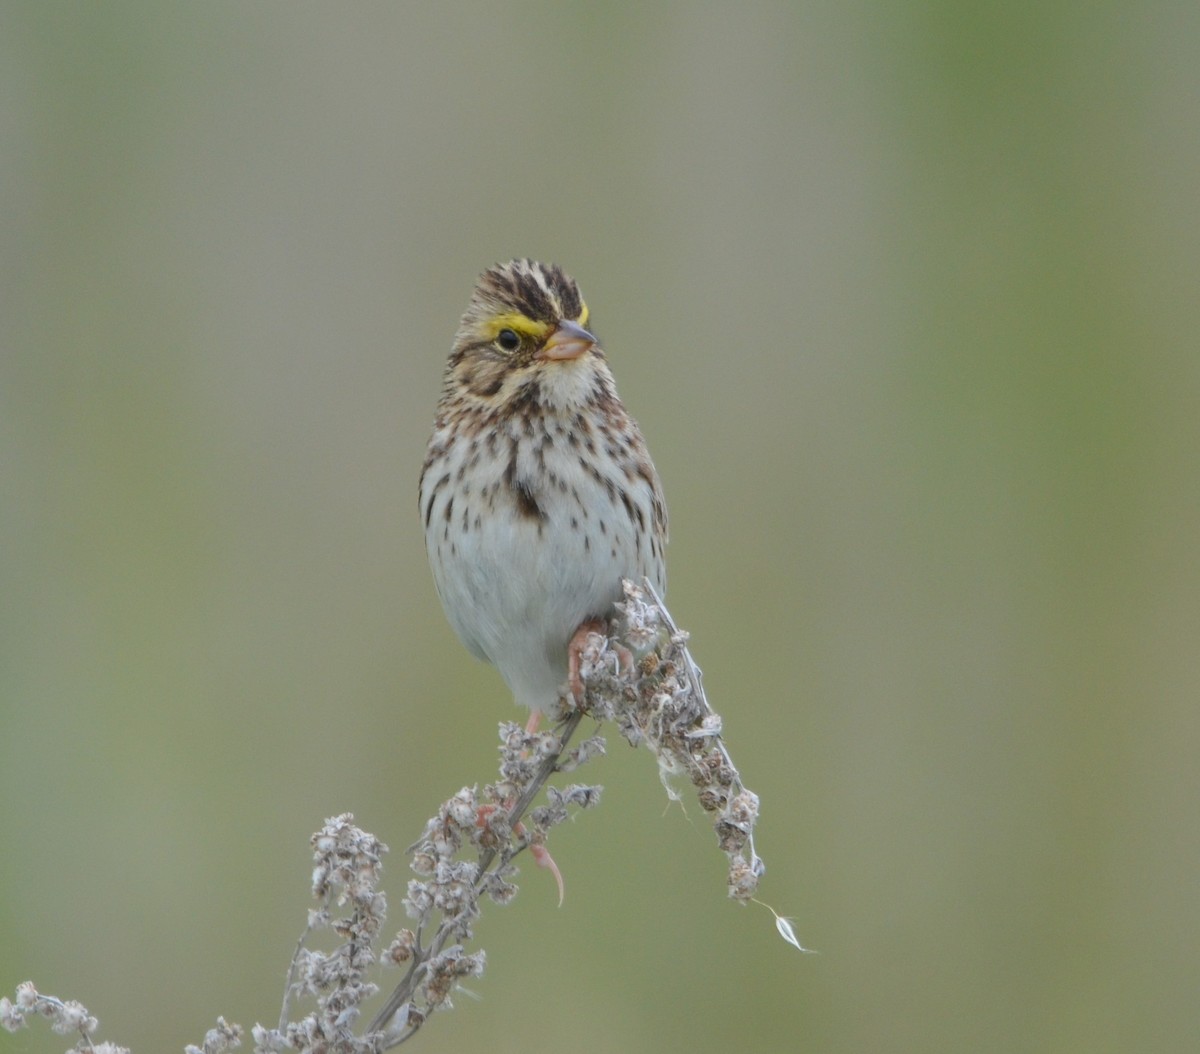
[
  {"left": 567, "top": 617, "right": 608, "bottom": 706},
  {"left": 522, "top": 705, "right": 564, "bottom": 903},
  {"left": 489, "top": 619, "right": 604, "bottom": 908},
  {"left": 509, "top": 618, "right": 603, "bottom": 907},
  {"left": 516, "top": 618, "right": 601, "bottom": 905}
]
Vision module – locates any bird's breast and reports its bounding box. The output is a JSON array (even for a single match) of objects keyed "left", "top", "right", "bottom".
[{"left": 422, "top": 423, "right": 662, "bottom": 666}]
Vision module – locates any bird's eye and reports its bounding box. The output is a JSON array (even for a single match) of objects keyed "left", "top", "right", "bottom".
[{"left": 496, "top": 328, "right": 521, "bottom": 352}]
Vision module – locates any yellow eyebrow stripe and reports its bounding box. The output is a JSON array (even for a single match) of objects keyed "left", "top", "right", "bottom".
[
  {"left": 578, "top": 301, "right": 589, "bottom": 328},
  {"left": 484, "top": 312, "right": 552, "bottom": 342}
]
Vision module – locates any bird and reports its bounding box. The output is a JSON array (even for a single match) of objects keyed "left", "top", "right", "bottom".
[{"left": 419, "top": 259, "right": 668, "bottom": 730}]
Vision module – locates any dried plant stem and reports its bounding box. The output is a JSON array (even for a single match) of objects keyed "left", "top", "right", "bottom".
[
  {"left": 279, "top": 901, "right": 325, "bottom": 1032},
  {"left": 367, "top": 710, "right": 585, "bottom": 1042},
  {"left": 476, "top": 709, "right": 586, "bottom": 878}
]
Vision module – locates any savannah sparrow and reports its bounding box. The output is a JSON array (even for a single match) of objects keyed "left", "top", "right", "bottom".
[{"left": 420, "top": 259, "right": 668, "bottom": 723}]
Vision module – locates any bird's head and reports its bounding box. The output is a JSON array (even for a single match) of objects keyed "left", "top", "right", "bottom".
[{"left": 446, "top": 259, "right": 612, "bottom": 412}]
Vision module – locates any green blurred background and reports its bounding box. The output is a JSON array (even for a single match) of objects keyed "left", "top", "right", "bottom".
[{"left": 3, "top": 4, "right": 1197, "bottom": 1052}]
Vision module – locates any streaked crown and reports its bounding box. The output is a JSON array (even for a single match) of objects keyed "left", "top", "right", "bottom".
[{"left": 453, "top": 259, "right": 592, "bottom": 356}]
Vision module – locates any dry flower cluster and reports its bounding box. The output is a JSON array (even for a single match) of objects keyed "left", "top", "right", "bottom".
[
  {"left": 577, "top": 579, "right": 767, "bottom": 902},
  {"left": 0, "top": 982, "right": 240, "bottom": 1054},
  {"left": 3, "top": 579, "right": 797, "bottom": 1054}
]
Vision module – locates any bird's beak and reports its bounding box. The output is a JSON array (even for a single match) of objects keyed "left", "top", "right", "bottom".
[{"left": 539, "top": 319, "right": 597, "bottom": 361}]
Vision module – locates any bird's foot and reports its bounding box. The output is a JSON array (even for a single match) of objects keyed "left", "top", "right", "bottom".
[
  {"left": 612, "top": 639, "right": 635, "bottom": 677},
  {"left": 475, "top": 804, "right": 566, "bottom": 907},
  {"left": 567, "top": 617, "right": 608, "bottom": 707},
  {"left": 478, "top": 715, "right": 567, "bottom": 905}
]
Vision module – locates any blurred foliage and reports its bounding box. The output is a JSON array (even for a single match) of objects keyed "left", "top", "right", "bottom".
[{"left": 2, "top": 3, "right": 1197, "bottom": 1053}]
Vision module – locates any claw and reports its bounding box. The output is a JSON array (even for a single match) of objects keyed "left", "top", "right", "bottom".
[{"left": 530, "top": 840, "right": 565, "bottom": 907}]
